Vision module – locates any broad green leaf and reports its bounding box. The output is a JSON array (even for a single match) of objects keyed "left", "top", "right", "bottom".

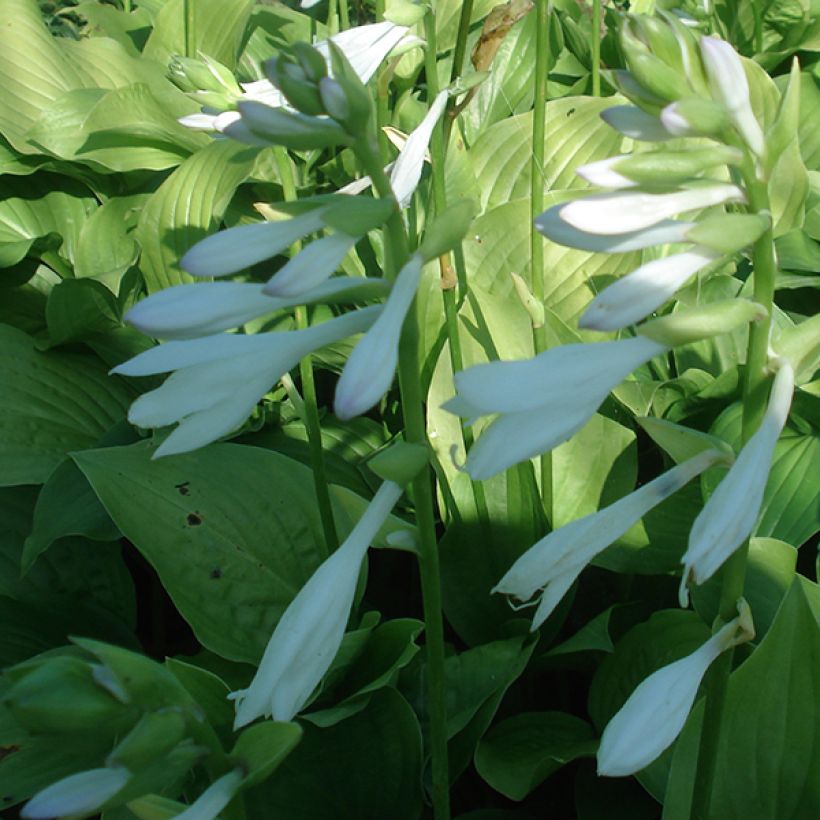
[
  {"left": 45, "top": 279, "right": 121, "bottom": 346},
  {"left": 663, "top": 577, "right": 820, "bottom": 820},
  {"left": 0, "top": 325, "right": 132, "bottom": 485},
  {"left": 73, "top": 2, "right": 154, "bottom": 55},
  {"left": 74, "top": 441, "right": 344, "bottom": 663},
  {"left": 545, "top": 605, "right": 619, "bottom": 657},
  {"left": 0, "top": 173, "right": 96, "bottom": 268},
  {"left": 466, "top": 97, "right": 627, "bottom": 211},
  {"left": 244, "top": 687, "right": 423, "bottom": 820},
  {"left": 136, "top": 139, "right": 258, "bottom": 292},
  {"left": 691, "top": 537, "right": 797, "bottom": 640},
  {"left": 475, "top": 712, "right": 596, "bottom": 800},
  {"left": 706, "top": 402, "right": 820, "bottom": 548},
  {"left": 144, "top": 0, "right": 255, "bottom": 69},
  {"left": 588, "top": 610, "right": 710, "bottom": 801}
]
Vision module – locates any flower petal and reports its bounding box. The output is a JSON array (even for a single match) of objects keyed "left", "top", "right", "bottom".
[
  {"left": 174, "top": 769, "right": 244, "bottom": 820},
  {"left": 263, "top": 232, "right": 358, "bottom": 297},
  {"left": 579, "top": 247, "right": 721, "bottom": 331},
  {"left": 600, "top": 105, "right": 674, "bottom": 141},
  {"left": 21, "top": 767, "right": 131, "bottom": 819}
]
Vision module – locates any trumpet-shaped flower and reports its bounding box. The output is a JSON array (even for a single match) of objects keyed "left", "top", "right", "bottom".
[
  {"left": 263, "top": 232, "right": 358, "bottom": 297},
  {"left": 495, "top": 450, "right": 725, "bottom": 629},
  {"left": 699, "top": 36, "right": 764, "bottom": 157},
  {"left": 680, "top": 361, "right": 794, "bottom": 604},
  {"left": 123, "top": 277, "right": 389, "bottom": 340},
  {"left": 334, "top": 254, "right": 423, "bottom": 420},
  {"left": 597, "top": 611, "right": 750, "bottom": 776},
  {"left": 444, "top": 336, "right": 667, "bottom": 480},
  {"left": 21, "top": 766, "right": 131, "bottom": 819},
  {"left": 558, "top": 183, "right": 746, "bottom": 236},
  {"left": 231, "top": 480, "right": 404, "bottom": 727},
  {"left": 113, "top": 306, "right": 380, "bottom": 458},
  {"left": 174, "top": 769, "right": 244, "bottom": 820},
  {"left": 579, "top": 248, "right": 721, "bottom": 331}
]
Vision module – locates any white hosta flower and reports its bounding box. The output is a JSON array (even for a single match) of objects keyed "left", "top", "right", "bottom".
[
  {"left": 536, "top": 205, "right": 695, "bottom": 253},
  {"left": 597, "top": 611, "right": 750, "bottom": 776},
  {"left": 600, "top": 105, "right": 675, "bottom": 142},
  {"left": 181, "top": 207, "right": 328, "bottom": 279},
  {"left": 558, "top": 183, "right": 746, "bottom": 236},
  {"left": 263, "top": 231, "right": 358, "bottom": 297},
  {"left": 179, "top": 22, "right": 410, "bottom": 132},
  {"left": 21, "top": 766, "right": 131, "bottom": 819},
  {"left": 495, "top": 450, "right": 725, "bottom": 629},
  {"left": 112, "top": 307, "right": 379, "bottom": 458},
  {"left": 334, "top": 254, "right": 423, "bottom": 419},
  {"left": 174, "top": 769, "right": 244, "bottom": 820},
  {"left": 123, "top": 278, "right": 389, "bottom": 340},
  {"left": 389, "top": 91, "right": 448, "bottom": 207},
  {"left": 699, "top": 36, "right": 765, "bottom": 157},
  {"left": 444, "top": 336, "right": 667, "bottom": 480},
  {"left": 580, "top": 247, "right": 721, "bottom": 331},
  {"left": 231, "top": 480, "right": 404, "bottom": 726},
  {"left": 574, "top": 156, "right": 636, "bottom": 189},
  {"left": 680, "top": 361, "right": 794, "bottom": 603}
]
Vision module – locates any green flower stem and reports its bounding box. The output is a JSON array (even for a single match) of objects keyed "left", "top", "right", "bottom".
[
  {"left": 375, "top": 0, "right": 390, "bottom": 159},
  {"left": 183, "top": 0, "right": 195, "bottom": 58},
  {"left": 689, "top": 164, "right": 777, "bottom": 820},
  {"left": 532, "top": 0, "right": 552, "bottom": 521},
  {"left": 327, "top": 0, "right": 338, "bottom": 36},
  {"left": 591, "top": 0, "right": 601, "bottom": 96},
  {"left": 339, "top": 0, "right": 349, "bottom": 30},
  {"left": 354, "top": 136, "right": 451, "bottom": 820},
  {"left": 451, "top": 0, "right": 475, "bottom": 83},
  {"left": 273, "top": 147, "right": 339, "bottom": 557}
]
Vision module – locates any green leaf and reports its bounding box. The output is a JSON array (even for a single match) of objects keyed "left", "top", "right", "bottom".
[
  {"left": 136, "top": 139, "right": 258, "bottom": 292},
  {"left": 475, "top": 711, "right": 596, "bottom": 801},
  {"left": 230, "top": 720, "right": 303, "bottom": 789},
  {"left": 165, "top": 657, "right": 234, "bottom": 734},
  {"left": 73, "top": 441, "right": 339, "bottom": 663},
  {"left": 0, "top": 173, "right": 96, "bottom": 268},
  {"left": 46, "top": 279, "right": 121, "bottom": 346},
  {"left": 691, "top": 537, "right": 797, "bottom": 640},
  {"left": 545, "top": 605, "right": 619, "bottom": 657},
  {"left": 244, "top": 688, "right": 423, "bottom": 820},
  {"left": 0, "top": 325, "right": 132, "bottom": 485},
  {"left": 663, "top": 577, "right": 820, "bottom": 820},
  {"left": 144, "top": 0, "right": 255, "bottom": 70}
]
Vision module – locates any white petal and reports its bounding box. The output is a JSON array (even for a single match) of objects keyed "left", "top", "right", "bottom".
[
  {"left": 263, "top": 232, "right": 357, "bottom": 297},
  {"left": 681, "top": 362, "right": 794, "bottom": 595},
  {"left": 579, "top": 247, "right": 721, "bottom": 331},
  {"left": 318, "top": 22, "right": 409, "bottom": 85},
  {"left": 597, "top": 620, "right": 738, "bottom": 776},
  {"left": 178, "top": 113, "right": 220, "bottom": 131},
  {"left": 173, "top": 769, "right": 244, "bottom": 820},
  {"left": 600, "top": 105, "right": 675, "bottom": 141},
  {"left": 21, "top": 767, "right": 131, "bottom": 819},
  {"left": 181, "top": 209, "right": 327, "bottom": 278},
  {"left": 232, "top": 481, "right": 403, "bottom": 726},
  {"left": 535, "top": 204, "right": 694, "bottom": 253},
  {"left": 575, "top": 156, "right": 636, "bottom": 189},
  {"left": 389, "top": 91, "right": 448, "bottom": 207},
  {"left": 559, "top": 184, "right": 746, "bottom": 235},
  {"left": 240, "top": 79, "right": 286, "bottom": 108},
  {"left": 334, "top": 255, "right": 423, "bottom": 419},
  {"left": 700, "top": 37, "right": 764, "bottom": 156},
  {"left": 453, "top": 336, "right": 666, "bottom": 415}
]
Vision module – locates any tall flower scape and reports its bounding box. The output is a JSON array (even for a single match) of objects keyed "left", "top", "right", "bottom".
[{"left": 2, "top": 3, "right": 817, "bottom": 820}]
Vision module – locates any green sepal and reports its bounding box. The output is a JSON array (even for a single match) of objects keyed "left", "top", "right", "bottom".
[
  {"left": 237, "top": 102, "right": 352, "bottom": 150},
  {"left": 418, "top": 199, "right": 477, "bottom": 262},
  {"left": 106, "top": 710, "right": 188, "bottom": 772},
  {"left": 639, "top": 299, "right": 767, "bottom": 347},
  {"left": 368, "top": 441, "right": 429, "bottom": 487},
  {"left": 685, "top": 212, "right": 771, "bottom": 254}
]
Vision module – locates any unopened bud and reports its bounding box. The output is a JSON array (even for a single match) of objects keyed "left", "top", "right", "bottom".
[
  {"left": 292, "top": 42, "right": 328, "bottom": 84},
  {"left": 685, "top": 212, "right": 770, "bottom": 254},
  {"left": 625, "top": 51, "right": 693, "bottom": 103},
  {"left": 510, "top": 272, "right": 545, "bottom": 329},
  {"left": 238, "top": 102, "right": 351, "bottom": 149},
  {"left": 327, "top": 42, "right": 372, "bottom": 134},
  {"left": 661, "top": 97, "right": 731, "bottom": 136},
  {"left": 106, "top": 710, "right": 188, "bottom": 771},
  {"left": 639, "top": 299, "right": 767, "bottom": 347},
  {"left": 266, "top": 57, "right": 325, "bottom": 117},
  {"left": 418, "top": 199, "right": 477, "bottom": 262},
  {"left": 319, "top": 77, "right": 351, "bottom": 123}
]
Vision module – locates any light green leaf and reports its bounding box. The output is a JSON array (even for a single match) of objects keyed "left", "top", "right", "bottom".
[
  {"left": 0, "top": 324, "right": 132, "bottom": 485},
  {"left": 136, "top": 139, "right": 258, "bottom": 292},
  {"left": 475, "top": 712, "right": 596, "bottom": 800},
  {"left": 46, "top": 279, "right": 121, "bottom": 346}
]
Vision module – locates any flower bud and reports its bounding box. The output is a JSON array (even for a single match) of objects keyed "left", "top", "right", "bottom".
[
  {"left": 764, "top": 59, "right": 801, "bottom": 176},
  {"left": 266, "top": 56, "right": 325, "bottom": 117},
  {"left": 21, "top": 767, "right": 132, "bottom": 819},
  {"left": 327, "top": 41, "right": 373, "bottom": 135},
  {"left": 661, "top": 97, "right": 731, "bottom": 136},
  {"left": 318, "top": 77, "right": 351, "bottom": 123},
  {"left": 170, "top": 55, "right": 241, "bottom": 96},
  {"left": 106, "top": 710, "right": 188, "bottom": 771},
  {"left": 292, "top": 42, "right": 328, "bottom": 84},
  {"left": 418, "top": 199, "right": 477, "bottom": 262},
  {"left": 510, "top": 272, "right": 545, "bottom": 329},
  {"left": 237, "top": 102, "right": 351, "bottom": 150},
  {"left": 638, "top": 298, "right": 767, "bottom": 347},
  {"left": 684, "top": 212, "right": 770, "bottom": 254}
]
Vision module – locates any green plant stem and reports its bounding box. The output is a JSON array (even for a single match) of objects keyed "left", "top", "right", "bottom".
[
  {"left": 338, "top": 0, "right": 349, "bottom": 30},
  {"left": 591, "top": 0, "right": 601, "bottom": 96},
  {"left": 374, "top": 0, "right": 390, "bottom": 159},
  {"left": 532, "top": 0, "right": 552, "bottom": 521},
  {"left": 183, "top": 0, "right": 195, "bottom": 58},
  {"left": 327, "top": 0, "right": 339, "bottom": 35},
  {"left": 689, "top": 165, "right": 776, "bottom": 820},
  {"left": 273, "top": 147, "right": 338, "bottom": 557},
  {"left": 354, "top": 137, "right": 451, "bottom": 820},
  {"left": 122, "top": 0, "right": 132, "bottom": 14},
  {"left": 442, "top": 0, "right": 474, "bottom": 150}
]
